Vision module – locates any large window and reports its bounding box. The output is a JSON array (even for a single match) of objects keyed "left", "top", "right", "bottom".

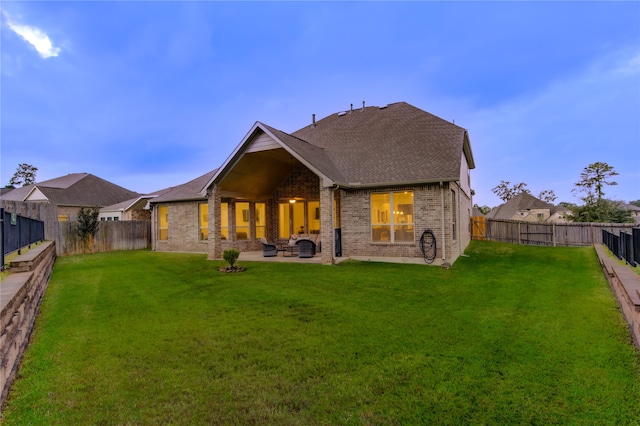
[
  {"left": 199, "top": 203, "right": 208, "bottom": 241},
  {"left": 255, "top": 202, "right": 266, "bottom": 239},
  {"left": 220, "top": 202, "right": 228, "bottom": 240},
  {"left": 158, "top": 206, "right": 168, "bottom": 241},
  {"left": 371, "top": 191, "right": 414, "bottom": 242},
  {"left": 236, "top": 202, "right": 249, "bottom": 240}
]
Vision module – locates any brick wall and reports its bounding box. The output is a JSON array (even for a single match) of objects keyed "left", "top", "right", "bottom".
[
  {"left": 154, "top": 200, "right": 208, "bottom": 253},
  {"left": 0, "top": 241, "right": 56, "bottom": 407},
  {"left": 339, "top": 182, "right": 467, "bottom": 263},
  {"left": 164, "top": 166, "right": 473, "bottom": 264}
]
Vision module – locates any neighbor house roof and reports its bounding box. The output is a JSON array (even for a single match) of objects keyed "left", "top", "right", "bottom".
[
  {"left": 152, "top": 169, "right": 218, "bottom": 203},
  {"left": 1, "top": 173, "right": 140, "bottom": 207},
  {"left": 486, "top": 193, "right": 555, "bottom": 220},
  {"left": 204, "top": 101, "right": 475, "bottom": 194},
  {"left": 100, "top": 195, "right": 160, "bottom": 213}
]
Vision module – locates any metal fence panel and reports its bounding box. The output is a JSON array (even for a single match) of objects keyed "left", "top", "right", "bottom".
[
  {"left": 2, "top": 208, "right": 45, "bottom": 256},
  {"left": 633, "top": 228, "right": 640, "bottom": 267}
]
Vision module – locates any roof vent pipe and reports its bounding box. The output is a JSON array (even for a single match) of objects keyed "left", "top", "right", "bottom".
[
  {"left": 312, "top": 114, "right": 316, "bottom": 127},
  {"left": 362, "top": 101, "right": 365, "bottom": 111},
  {"left": 350, "top": 103, "right": 353, "bottom": 113}
]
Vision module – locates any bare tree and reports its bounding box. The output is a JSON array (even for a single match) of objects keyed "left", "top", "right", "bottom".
[
  {"left": 538, "top": 189, "right": 557, "bottom": 204},
  {"left": 492, "top": 180, "right": 530, "bottom": 202}
]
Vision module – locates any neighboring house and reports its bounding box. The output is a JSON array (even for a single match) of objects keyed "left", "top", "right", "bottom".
[
  {"left": 613, "top": 201, "right": 640, "bottom": 224},
  {"left": 486, "top": 193, "right": 569, "bottom": 223},
  {"left": 99, "top": 195, "right": 159, "bottom": 222},
  {"left": 1, "top": 173, "right": 140, "bottom": 221},
  {"left": 151, "top": 101, "right": 476, "bottom": 265}
]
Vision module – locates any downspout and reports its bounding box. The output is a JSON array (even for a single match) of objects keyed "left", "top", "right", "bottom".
[{"left": 440, "top": 181, "right": 446, "bottom": 261}]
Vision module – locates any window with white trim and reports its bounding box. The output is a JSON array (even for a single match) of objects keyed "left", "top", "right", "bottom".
[{"left": 371, "top": 191, "right": 414, "bottom": 242}]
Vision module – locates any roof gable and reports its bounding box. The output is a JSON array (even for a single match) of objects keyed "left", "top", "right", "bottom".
[{"left": 202, "top": 122, "right": 342, "bottom": 198}]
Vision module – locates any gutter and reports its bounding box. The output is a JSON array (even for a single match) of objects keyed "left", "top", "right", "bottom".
[{"left": 330, "top": 177, "right": 459, "bottom": 190}]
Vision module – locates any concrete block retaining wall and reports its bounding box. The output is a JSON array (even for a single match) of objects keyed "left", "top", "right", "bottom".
[{"left": 0, "top": 241, "right": 56, "bottom": 409}]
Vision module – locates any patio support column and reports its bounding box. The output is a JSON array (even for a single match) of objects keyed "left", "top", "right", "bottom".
[
  {"left": 320, "top": 184, "right": 335, "bottom": 265},
  {"left": 208, "top": 185, "right": 222, "bottom": 260}
]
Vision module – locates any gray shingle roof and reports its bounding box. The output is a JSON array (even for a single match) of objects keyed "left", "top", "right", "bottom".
[
  {"left": 260, "top": 123, "right": 347, "bottom": 184},
  {"left": 1, "top": 173, "right": 140, "bottom": 207},
  {"left": 152, "top": 169, "right": 217, "bottom": 203},
  {"left": 291, "top": 102, "right": 473, "bottom": 186}
]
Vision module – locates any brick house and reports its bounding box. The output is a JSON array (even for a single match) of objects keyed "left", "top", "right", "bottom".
[{"left": 151, "top": 101, "right": 475, "bottom": 265}]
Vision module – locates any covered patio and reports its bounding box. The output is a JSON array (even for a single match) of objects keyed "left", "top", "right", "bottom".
[{"left": 203, "top": 123, "right": 339, "bottom": 265}]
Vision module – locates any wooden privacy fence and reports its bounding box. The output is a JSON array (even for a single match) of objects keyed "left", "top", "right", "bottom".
[
  {"left": 55, "top": 220, "right": 151, "bottom": 256},
  {"left": 471, "top": 217, "right": 638, "bottom": 247}
]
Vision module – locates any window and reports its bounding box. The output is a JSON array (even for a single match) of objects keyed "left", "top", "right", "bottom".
[
  {"left": 236, "top": 202, "right": 249, "bottom": 239},
  {"left": 114, "top": 217, "right": 119, "bottom": 221},
  {"left": 255, "top": 202, "right": 266, "bottom": 239},
  {"left": 220, "top": 202, "right": 228, "bottom": 240},
  {"left": 278, "top": 203, "right": 290, "bottom": 239},
  {"left": 308, "top": 201, "right": 320, "bottom": 234},
  {"left": 451, "top": 190, "right": 457, "bottom": 240},
  {"left": 199, "top": 203, "right": 208, "bottom": 240},
  {"left": 279, "top": 201, "right": 311, "bottom": 238},
  {"left": 371, "top": 191, "right": 414, "bottom": 242},
  {"left": 158, "top": 206, "right": 168, "bottom": 240}
]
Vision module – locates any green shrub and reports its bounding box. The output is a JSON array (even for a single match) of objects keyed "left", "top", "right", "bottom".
[{"left": 223, "top": 249, "right": 240, "bottom": 267}]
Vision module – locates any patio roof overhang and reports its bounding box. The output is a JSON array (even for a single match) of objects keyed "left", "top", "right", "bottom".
[
  {"left": 215, "top": 148, "right": 304, "bottom": 200},
  {"left": 201, "top": 122, "right": 336, "bottom": 201}
]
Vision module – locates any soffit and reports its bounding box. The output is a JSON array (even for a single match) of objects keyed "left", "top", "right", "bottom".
[{"left": 218, "top": 148, "right": 301, "bottom": 200}]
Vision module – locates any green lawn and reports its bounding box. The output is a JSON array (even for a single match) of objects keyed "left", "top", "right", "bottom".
[{"left": 2, "top": 241, "right": 639, "bottom": 424}]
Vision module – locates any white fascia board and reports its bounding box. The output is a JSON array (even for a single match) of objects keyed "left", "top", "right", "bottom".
[{"left": 200, "top": 121, "right": 264, "bottom": 196}]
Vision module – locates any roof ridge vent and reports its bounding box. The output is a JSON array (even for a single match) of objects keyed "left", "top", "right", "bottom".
[
  {"left": 379, "top": 104, "right": 388, "bottom": 109},
  {"left": 338, "top": 111, "right": 347, "bottom": 117}
]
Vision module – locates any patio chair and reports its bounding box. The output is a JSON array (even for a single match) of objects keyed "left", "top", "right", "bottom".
[
  {"left": 296, "top": 238, "right": 316, "bottom": 258},
  {"left": 259, "top": 238, "right": 278, "bottom": 257}
]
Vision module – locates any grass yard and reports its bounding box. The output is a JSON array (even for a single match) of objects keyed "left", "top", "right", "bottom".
[{"left": 2, "top": 241, "right": 639, "bottom": 424}]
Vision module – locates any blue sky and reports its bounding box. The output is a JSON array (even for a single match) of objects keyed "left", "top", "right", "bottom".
[{"left": 1, "top": 1, "right": 638, "bottom": 207}]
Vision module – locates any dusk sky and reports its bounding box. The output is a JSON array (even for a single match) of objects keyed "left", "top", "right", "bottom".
[{"left": 1, "top": 1, "right": 638, "bottom": 208}]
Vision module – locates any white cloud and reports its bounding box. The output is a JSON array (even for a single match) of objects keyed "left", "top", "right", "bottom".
[{"left": 4, "top": 11, "right": 60, "bottom": 58}]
